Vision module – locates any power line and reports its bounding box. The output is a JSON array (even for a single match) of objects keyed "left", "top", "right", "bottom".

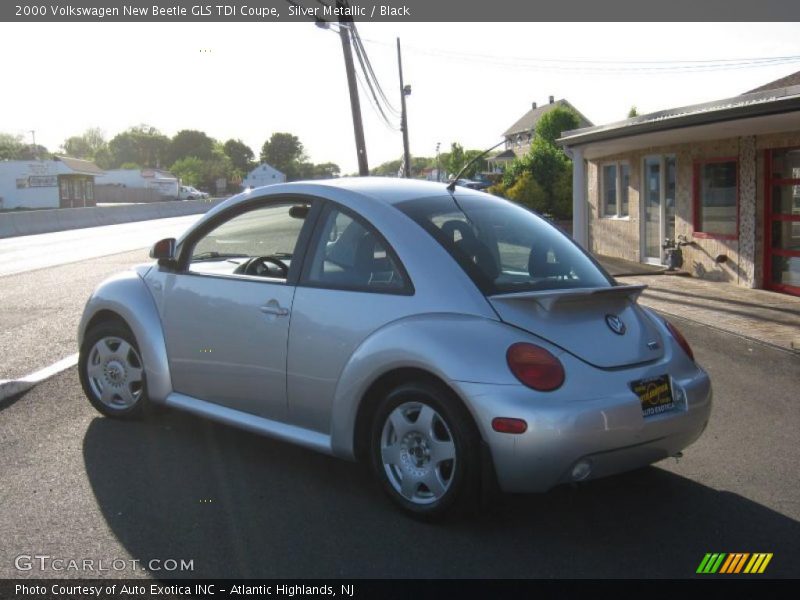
[
  {"left": 315, "top": 17, "right": 401, "bottom": 125},
  {"left": 350, "top": 22, "right": 401, "bottom": 116},
  {"left": 354, "top": 36, "right": 800, "bottom": 74},
  {"left": 351, "top": 36, "right": 401, "bottom": 129},
  {"left": 328, "top": 20, "right": 401, "bottom": 131},
  {"left": 351, "top": 54, "right": 400, "bottom": 132}
]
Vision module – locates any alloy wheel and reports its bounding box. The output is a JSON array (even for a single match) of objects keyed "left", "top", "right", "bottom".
[
  {"left": 379, "top": 401, "right": 457, "bottom": 505},
  {"left": 85, "top": 336, "right": 144, "bottom": 409}
]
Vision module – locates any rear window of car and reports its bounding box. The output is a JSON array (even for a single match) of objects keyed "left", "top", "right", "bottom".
[{"left": 396, "top": 194, "right": 613, "bottom": 295}]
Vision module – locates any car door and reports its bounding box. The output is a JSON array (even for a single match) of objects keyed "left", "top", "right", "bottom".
[
  {"left": 161, "top": 198, "right": 318, "bottom": 421},
  {"left": 287, "top": 204, "right": 416, "bottom": 433}
]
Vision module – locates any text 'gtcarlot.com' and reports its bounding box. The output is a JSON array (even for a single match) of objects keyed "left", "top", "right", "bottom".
[{"left": 14, "top": 554, "right": 194, "bottom": 573}]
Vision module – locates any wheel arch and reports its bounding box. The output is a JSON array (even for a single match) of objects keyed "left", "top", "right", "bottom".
[
  {"left": 82, "top": 309, "right": 131, "bottom": 337},
  {"left": 79, "top": 271, "right": 172, "bottom": 403},
  {"left": 327, "top": 313, "right": 531, "bottom": 462},
  {"left": 351, "top": 367, "right": 477, "bottom": 463}
]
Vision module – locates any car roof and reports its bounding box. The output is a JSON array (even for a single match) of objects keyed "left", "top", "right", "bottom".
[
  {"left": 187, "top": 177, "right": 495, "bottom": 244},
  {"left": 296, "top": 176, "right": 477, "bottom": 205}
]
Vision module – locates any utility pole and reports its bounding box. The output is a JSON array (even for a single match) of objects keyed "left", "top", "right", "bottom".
[
  {"left": 29, "top": 130, "right": 37, "bottom": 159},
  {"left": 337, "top": 1, "right": 368, "bottom": 176},
  {"left": 436, "top": 142, "right": 441, "bottom": 182},
  {"left": 397, "top": 38, "right": 411, "bottom": 179}
]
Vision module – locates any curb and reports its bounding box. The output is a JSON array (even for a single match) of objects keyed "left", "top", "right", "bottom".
[
  {"left": 0, "top": 354, "right": 79, "bottom": 403},
  {"left": 646, "top": 305, "right": 800, "bottom": 355}
]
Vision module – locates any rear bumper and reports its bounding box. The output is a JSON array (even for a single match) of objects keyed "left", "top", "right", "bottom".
[{"left": 454, "top": 368, "right": 712, "bottom": 493}]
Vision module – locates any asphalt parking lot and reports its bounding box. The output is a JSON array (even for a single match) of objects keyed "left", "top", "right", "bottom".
[{"left": 1, "top": 315, "right": 798, "bottom": 579}]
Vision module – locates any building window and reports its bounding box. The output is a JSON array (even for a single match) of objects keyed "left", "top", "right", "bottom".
[
  {"left": 693, "top": 158, "right": 738, "bottom": 238},
  {"left": 60, "top": 179, "right": 70, "bottom": 200},
  {"left": 600, "top": 162, "right": 630, "bottom": 218}
]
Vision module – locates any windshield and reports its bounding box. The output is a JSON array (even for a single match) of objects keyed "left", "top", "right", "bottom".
[{"left": 397, "top": 194, "right": 613, "bottom": 295}]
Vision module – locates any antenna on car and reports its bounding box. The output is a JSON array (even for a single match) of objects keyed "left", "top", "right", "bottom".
[{"left": 446, "top": 139, "right": 506, "bottom": 193}]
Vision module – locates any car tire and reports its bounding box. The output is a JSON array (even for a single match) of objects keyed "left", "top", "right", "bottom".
[
  {"left": 370, "top": 381, "right": 481, "bottom": 519},
  {"left": 79, "top": 322, "right": 150, "bottom": 420}
]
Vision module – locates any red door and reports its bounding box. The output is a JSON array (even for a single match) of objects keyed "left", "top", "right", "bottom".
[{"left": 764, "top": 148, "right": 800, "bottom": 296}]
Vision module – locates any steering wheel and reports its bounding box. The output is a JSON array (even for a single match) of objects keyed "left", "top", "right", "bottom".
[{"left": 236, "top": 256, "right": 290, "bottom": 278}]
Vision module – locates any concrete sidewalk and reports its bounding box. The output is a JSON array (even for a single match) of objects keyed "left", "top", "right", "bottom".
[{"left": 608, "top": 268, "right": 800, "bottom": 353}]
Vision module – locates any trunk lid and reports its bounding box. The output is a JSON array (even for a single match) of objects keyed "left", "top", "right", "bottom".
[{"left": 488, "top": 285, "right": 664, "bottom": 368}]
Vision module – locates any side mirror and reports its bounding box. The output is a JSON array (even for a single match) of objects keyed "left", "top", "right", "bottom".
[
  {"left": 150, "top": 238, "right": 177, "bottom": 265},
  {"left": 289, "top": 204, "right": 310, "bottom": 219}
]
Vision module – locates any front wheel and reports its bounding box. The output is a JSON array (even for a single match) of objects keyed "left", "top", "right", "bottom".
[
  {"left": 370, "top": 382, "right": 480, "bottom": 519},
  {"left": 79, "top": 323, "right": 149, "bottom": 419}
]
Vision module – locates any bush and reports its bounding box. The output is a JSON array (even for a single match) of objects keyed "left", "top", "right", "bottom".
[{"left": 505, "top": 172, "right": 546, "bottom": 211}]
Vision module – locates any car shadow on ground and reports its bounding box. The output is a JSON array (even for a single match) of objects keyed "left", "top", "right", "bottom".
[{"left": 83, "top": 410, "right": 800, "bottom": 579}]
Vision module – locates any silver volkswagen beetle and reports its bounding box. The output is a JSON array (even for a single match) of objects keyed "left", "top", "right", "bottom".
[{"left": 78, "top": 178, "right": 711, "bottom": 517}]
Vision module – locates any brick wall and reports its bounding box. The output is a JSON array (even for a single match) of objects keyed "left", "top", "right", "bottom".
[{"left": 586, "top": 129, "right": 800, "bottom": 288}]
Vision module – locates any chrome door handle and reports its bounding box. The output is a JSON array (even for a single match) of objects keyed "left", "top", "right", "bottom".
[{"left": 259, "top": 301, "right": 289, "bottom": 317}]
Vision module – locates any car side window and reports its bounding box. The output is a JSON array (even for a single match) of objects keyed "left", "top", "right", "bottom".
[
  {"left": 305, "top": 207, "right": 407, "bottom": 292},
  {"left": 186, "top": 202, "right": 309, "bottom": 280}
]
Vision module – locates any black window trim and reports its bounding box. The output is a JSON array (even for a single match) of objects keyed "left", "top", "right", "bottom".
[
  {"left": 298, "top": 201, "right": 415, "bottom": 296},
  {"left": 173, "top": 194, "right": 324, "bottom": 286}
]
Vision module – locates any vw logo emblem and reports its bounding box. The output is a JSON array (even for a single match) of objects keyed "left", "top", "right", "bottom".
[{"left": 605, "top": 314, "right": 626, "bottom": 335}]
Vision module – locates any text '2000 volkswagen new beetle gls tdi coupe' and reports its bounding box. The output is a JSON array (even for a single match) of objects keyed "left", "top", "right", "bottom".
[{"left": 78, "top": 177, "right": 711, "bottom": 517}]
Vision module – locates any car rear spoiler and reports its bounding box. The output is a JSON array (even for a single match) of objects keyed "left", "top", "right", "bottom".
[{"left": 488, "top": 284, "right": 647, "bottom": 311}]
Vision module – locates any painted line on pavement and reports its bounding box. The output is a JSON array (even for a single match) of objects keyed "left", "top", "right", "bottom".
[{"left": 0, "top": 353, "right": 79, "bottom": 402}]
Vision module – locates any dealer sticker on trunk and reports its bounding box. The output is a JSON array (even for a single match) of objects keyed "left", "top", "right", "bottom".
[{"left": 631, "top": 375, "right": 675, "bottom": 417}]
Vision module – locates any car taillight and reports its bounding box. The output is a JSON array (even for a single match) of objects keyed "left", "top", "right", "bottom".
[
  {"left": 506, "top": 342, "right": 565, "bottom": 391},
  {"left": 665, "top": 320, "right": 694, "bottom": 362}
]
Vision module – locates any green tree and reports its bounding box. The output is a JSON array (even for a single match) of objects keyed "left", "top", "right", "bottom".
[
  {"left": 222, "top": 139, "right": 255, "bottom": 174},
  {"left": 171, "top": 146, "right": 233, "bottom": 191},
  {"left": 108, "top": 125, "right": 169, "bottom": 168},
  {"left": 438, "top": 144, "right": 486, "bottom": 179},
  {"left": 0, "top": 133, "right": 48, "bottom": 160},
  {"left": 502, "top": 138, "right": 572, "bottom": 219},
  {"left": 505, "top": 171, "right": 546, "bottom": 209},
  {"left": 93, "top": 147, "right": 113, "bottom": 170},
  {"left": 370, "top": 159, "right": 402, "bottom": 177},
  {"left": 169, "top": 156, "right": 204, "bottom": 187},
  {"left": 411, "top": 156, "right": 434, "bottom": 178},
  {"left": 0, "top": 133, "right": 25, "bottom": 160},
  {"left": 551, "top": 165, "right": 573, "bottom": 219},
  {"left": 260, "top": 133, "right": 306, "bottom": 180},
  {"left": 61, "top": 128, "right": 107, "bottom": 160},
  {"left": 628, "top": 105, "right": 639, "bottom": 118},
  {"left": 534, "top": 107, "right": 581, "bottom": 144},
  {"left": 526, "top": 137, "right": 570, "bottom": 193},
  {"left": 312, "top": 162, "right": 341, "bottom": 179},
  {"left": 200, "top": 155, "right": 233, "bottom": 191},
  {"left": 292, "top": 162, "right": 314, "bottom": 180},
  {"left": 169, "top": 129, "right": 215, "bottom": 165},
  {"left": 496, "top": 106, "right": 579, "bottom": 220},
  {"left": 443, "top": 142, "right": 465, "bottom": 178},
  {"left": 457, "top": 149, "right": 486, "bottom": 179}
]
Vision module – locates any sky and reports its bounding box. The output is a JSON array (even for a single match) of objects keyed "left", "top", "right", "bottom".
[{"left": 1, "top": 22, "right": 799, "bottom": 173}]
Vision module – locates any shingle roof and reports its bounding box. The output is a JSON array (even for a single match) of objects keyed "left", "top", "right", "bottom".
[
  {"left": 54, "top": 155, "right": 105, "bottom": 175},
  {"left": 502, "top": 99, "right": 593, "bottom": 138},
  {"left": 747, "top": 70, "right": 800, "bottom": 93}
]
